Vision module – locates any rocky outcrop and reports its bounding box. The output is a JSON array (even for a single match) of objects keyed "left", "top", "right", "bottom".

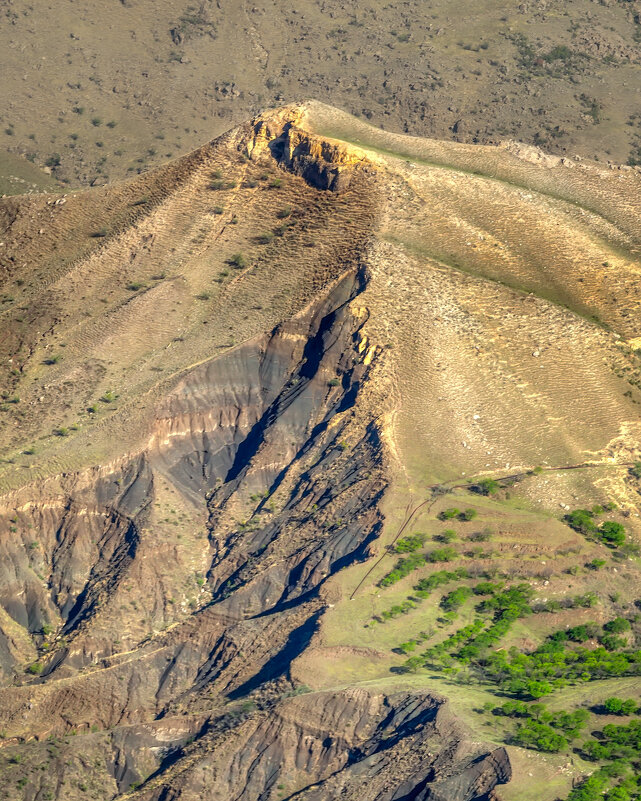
[
  {"left": 245, "top": 108, "right": 371, "bottom": 191},
  {"left": 136, "top": 689, "right": 510, "bottom": 801}
]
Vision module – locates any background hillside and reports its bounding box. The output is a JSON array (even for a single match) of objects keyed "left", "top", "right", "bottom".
[{"left": 1, "top": 0, "right": 641, "bottom": 194}]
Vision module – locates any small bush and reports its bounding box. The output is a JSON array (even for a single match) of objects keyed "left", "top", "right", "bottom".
[
  {"left": 438, "top": 507, "right": 460, "bottom": 520},
  {"left": 472, "top": 478, "right": 500, "bottom": 496},
  {"left": 228, "top": 253, "right": 246, "bottom": 268},
  {"left": 427, "top": 547, "right": 458, "bottom": 563},
  {"left": 394, "top": 534, "right": 426, "bottom": 553},
  {"left": 435, "top": 529, "right": 457, "bottom": 543},
  {"left": 603, "top": 697, "right": 638, "bottom": 715},
  {"left": 600, "top": 521, "right": 626, "bottom": 548}
]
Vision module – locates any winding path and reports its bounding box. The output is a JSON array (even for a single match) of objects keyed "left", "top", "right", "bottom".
[{"left": 349, "top": 459, "right": 636, "bottom": 599}]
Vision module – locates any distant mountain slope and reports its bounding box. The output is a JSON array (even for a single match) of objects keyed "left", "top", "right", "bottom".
[{"left": 2, "top": 0, "right": 641, "bottom": 190}]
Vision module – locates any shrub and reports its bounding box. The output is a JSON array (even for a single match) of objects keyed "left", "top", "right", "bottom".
[
  {"left": 472, "top": 478, "right": 500, "bottom": 496},
  {"left": 438, "top": 508, "right": 460, "bottom": 520},
  {"left": 394, "top": 534, "right": 426, "bottom": 553},
  {"left": 565, "top": 508, "right": 597, "bottom": 535},
  {"left": 459, "top": 508, "right": 477, "bottom": 521},
  {"left": 600, "top": 521, "right": 626, "bottom": 548},
  {"left": 603, "top": 697, "right": 638, "bottom": 715},
  {"left": 426, "top": 547, "right": 458, "bottom": 563},
  {"left": 514, "top": 719, "right": 567, "bottom": 751},
  {"left": 228, "top": 253, "right": 246, "bottom": 268},
  {"left": 27, "top": 661, "right": 43, "bottom": 675},
  {"left": 435, "top": 529, "right": 456, "bottom": 543},
  {"left": 604, "top": 618, "right": 631, "bottom": 635},
  {"left": 380, "top": 553, "right": 427, "bottom": 586},
  {"left": 441, "top": 586, "right": 473, "bottom": 612}
]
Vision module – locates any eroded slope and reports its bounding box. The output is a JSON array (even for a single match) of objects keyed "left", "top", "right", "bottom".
[{"left": 0, "top": 106, "right": 639, "bottom": 800}]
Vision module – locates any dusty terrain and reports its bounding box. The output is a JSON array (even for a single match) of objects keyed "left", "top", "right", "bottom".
[
  {"left": 2, "top": 0, "right": 641, "bottom": 194},
  {"left": 0, "top": 103, "right": 639, "bottom": 799}
]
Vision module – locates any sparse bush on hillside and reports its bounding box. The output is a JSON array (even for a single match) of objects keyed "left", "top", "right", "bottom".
[
  {"left": 426, "top": 547, "right": 458, "bottom": 563},
  {"left": 440, "top": 586, "right": 473, "bottom": 612},
  {"left": 438, "top": 507, "right": 460, "bottom": 520},
  {"left": 209, "top": 178, "right": 237, "bottom": 190},
  {"left": 565, "top": 509, "right": 627, "bottom": 548},
  {"left": 434, "top": 529, "right": 456, "bottom": 543},
  {"left": 471, "top": 478, "right": 500, "bottom": 496},
  {"left": 602, "top": 697, "right": 639, "bottom": 716},
  {"left": 393, "top": 533, "right": 426, "bottom": 553},
  {"left": 228, "top": 253, "right": 246, "bottom": 268},
  {"left": 379, "top": 552, "right": 427, "bottom": 586}
]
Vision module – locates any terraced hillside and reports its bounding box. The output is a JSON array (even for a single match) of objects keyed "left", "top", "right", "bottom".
[{"left": 0, "top": 103, "right": 640, "bottom": 800}]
